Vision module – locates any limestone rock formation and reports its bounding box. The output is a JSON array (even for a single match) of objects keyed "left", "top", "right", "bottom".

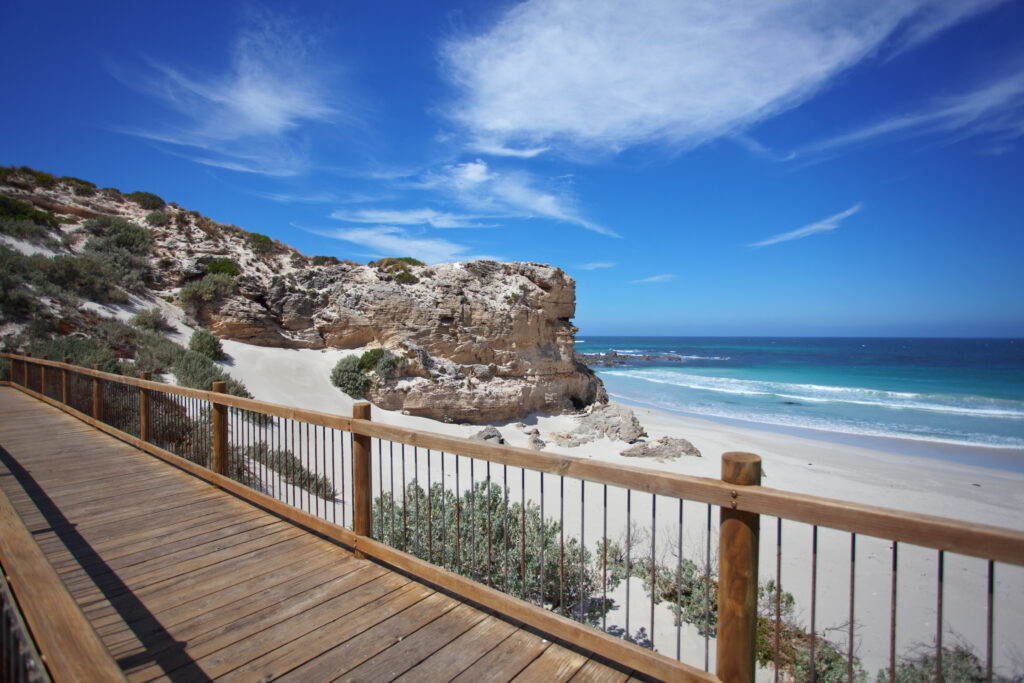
[
  {"left": 620, "top": 437, "right": 701, "bottom": 461},
  {"left": 0, "top": 173, "right": 606, "bottom": 424}
]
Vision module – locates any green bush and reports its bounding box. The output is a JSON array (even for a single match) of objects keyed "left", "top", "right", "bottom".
[
  {"left": 179, "top": 273, "right": 235, "bottom": 309},
  {"left": 45, "top": 253, "right": 125, "bottom": 303},
  {"left": 26, "top": 336, "right": 122, "bottom": 373},
  {"left": 248, "top": 232, "right": 274, "bottom": 253},
  {"left": 189, "top": 328, "right": 226, "bottom": 361},
  {"left": 234, "top": 444, "right": 337, "bottom": 500},
  {"left": 330, "top": 355, "right": 367, "bottom": 397},
  {"left": 19, "top": 166, "right": 57, "bottom": 188},
  {"left": 377, "top": 256, "right": 425, "bottom": 269},
  {"left": 373, "top": 350, "right": 407, "bottom": 379},
  {"left": 358, "top": 348, "right": 385, "bottom": 372},
  {"left": 205, "top": 258, "right": 240, "bottom": 277},
  {"left": 82, "top": 216, "right": 153, "bottom": 254},
  {"left": 0, "top": 195, "right": 59, "bottom": 227},
  {"left": 311, "top": 255, "right": 340, "bottom": 266},
  {"left": 146, "top": 210, "right": 169, "bottom": 226},
  {"left": 172, "top": 349, "right": 249, "bottom": 397},
  {"left": 131, "top": 308, "right": 171, "bottom": 332},
  {"left": 393, "top": 270, "right": 419, "bottom": 285},
  {"left": 0, "top": 218, "right": 60, "bottom": 249},
  {"left": 127, "top": 191, "right": 165, "bottom": 210},
  {"left": 879, "top": 643, "right": 1017, "bottom": 682}
]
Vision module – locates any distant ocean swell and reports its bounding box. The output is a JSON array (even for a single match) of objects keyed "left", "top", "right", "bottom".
[
  {"left": 602, "top": 369, "right": 1024, "bottom": 420},
  {"left": 576, "top": 337, "right": 1024, "bottom": 453}
]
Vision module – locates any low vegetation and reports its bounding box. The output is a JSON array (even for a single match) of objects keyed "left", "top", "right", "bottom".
[
  {"left": 330, "top": 348, "right": 408, "bottom": 398},
  {"left": 131, "top": 308, "right": 171, "bottom": 332},
  {"left": 179, "top": 273, "right": 235, "bottom": 310},
  {"left": 205, "top": 258, "right": 240, "bottom": 277},
  {"left": 126, "top": 191, "right": 165, "bottom": 210},
  {"left": 145, "top": 210, "right": 169, "bottom": 226},
  {"left": 189, "top": 328, "right": 226, "bottom": 361}
]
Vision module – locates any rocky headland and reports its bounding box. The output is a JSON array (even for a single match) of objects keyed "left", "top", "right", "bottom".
[{"left": 0, "top": 168, "right": 606, "bottom": 423}]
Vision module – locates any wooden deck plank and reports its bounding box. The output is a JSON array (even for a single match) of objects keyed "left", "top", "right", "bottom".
[
  {"left": 512, "top": 642, "right": 591, "bottom": 682},
  {"left": 451, "top": 627, "right": 552, "bottom": 682},
  {"left": 219, "top": 580, "right": 435, "bottom": 682},
  {"left": 570, "top": 658, "right": 633, "bottom": 682},
  {"left": 395, "top": 614, "right": 520, "bottom": 682},
  {"left": 279, "top": 591, "right": 460, "bottom": 682},
  {"left": 338, "top": 602, "right": 489, "bottom": 681}
]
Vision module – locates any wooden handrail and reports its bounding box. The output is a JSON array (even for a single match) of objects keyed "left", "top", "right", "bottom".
[
  {"left": 6, "top": 352, "right": 1023, "bottom": 566},
  {"left": 0, "top": 487, "right": 127, "bottom": 682}
]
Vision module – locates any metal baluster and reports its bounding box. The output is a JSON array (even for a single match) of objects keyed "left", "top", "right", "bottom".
[
  {"left": 890, "top": 542, "right": 898, "bottom": 683},
  {"left": 936, "top": 550, "right": 945, "bottom": 683},
  {"left": 811, "top": 525, "right": 818, "bottom": 683}
]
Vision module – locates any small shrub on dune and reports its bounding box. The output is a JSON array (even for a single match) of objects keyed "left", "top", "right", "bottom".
[
  {"left": 146, "top": 210, "right": 169, "bottom": 226},
  {"left": 205, "top": 258, "right": 240, "bottom": 277},
  {"left": 179, "top": 273, "right": 235, "bottom": 309},
  {"left": 131, "top": 307, "right": 171, "bottom": 332},
  {"left": 330, "top": 355, "right": 368, "bottom": 398},
  {"left": 189, "top": 328, "right": 226, "bottom": 361},
  {"left": 126, "top": 191, "right": 165, "bottom": 210}
]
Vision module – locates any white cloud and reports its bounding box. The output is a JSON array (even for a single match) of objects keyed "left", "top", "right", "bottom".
[
  {"left": 425, "top": 160, "right": 619, "bottom": 237},
  {"left": 320, "top": 225, "right": 495, "bottom": 264},
  {"left": 632, "top": 274, "right": 674, "bottom": 283},
  {"left": 330, "top": 208, "right": 488, "bottom": 229},
  {"left": 801, "top": 69, "right": 1024, "bottom": 154},
  {"left": 748, "top": 203, "right": 862, "bottom": 248},
  {"left": 115, "top": 10, "right": 337, "bottom": 175},
  {"left": 577, "top": 262, "right": 615, "bottom": 270},
  {"left": 441, "top": 0, "right": 1007, "bottom": 156}
]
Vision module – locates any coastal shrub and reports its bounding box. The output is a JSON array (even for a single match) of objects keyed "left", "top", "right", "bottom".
[
  {"left": 101, "top": 187, "right": 123, "bottom": 201},
  {"left": 19, "top": 167, "right": 57, "bottom": 188},
  {"left": 372, "top": 479, "right": 620, "bottom": 618},
  {"left": 146, "top": 210, "right": 169, "bottom": 226},
  {"left": 358, "top": 348, "right": 385, "bottom": 372},
  {"left": 61, "top": 176, "right": 97, "bottom": 196},
  {"left": 0, "top": 196, "right": 59, "bottom": 228},
  {"left": 248, "top": 232, "right": 273, "bottom": 253},
  {"left": 377, "top": 256, "right": 425, "bottom": 269},
  {"left": 45, "top": 253, "right": 125, "bottom": 303},
  {"left": 82, "top": 225, "right": 152, "bottom": 294},
  {"left": 132, "top": 331, "right": 186, "bottom": 375},
  {"left": 26, "top": 336, "right": 122, "bottom": 374},
  {"left": 189, "top": 328, "right": 226, "bottom": 361},
  {"left": 0, "top": 218, "right": 60, "bottom": 249},
  {"left": 393, "top": 270, "right": 419, "bottom": 285},
  {"left": 373, "top": 350, "right": 407, "bottom": 380},
  {"left": 127, "top": 191, "right": 165, "bottom": 210},
  {"left": 82, "top": 216, "right": 154, "bottom": 254},
  {"left": 879, "top": 643, "right": 1015, "bottom": 682},
  {"left": 311, "top": 255, "right": 340, "bottom": 266},
  {"left": 330, "top": 355, "right": 368, "bottom": 397},
  {"left": 131, "top": 307, "right": 171, "bottom": 332},
  {"left": 205, "top": 258, "right": 240, "bottom": 277},
  {"left": 234, "top": 444, "right": 337, "bottom": 500},
  {"left": 179, "top": 273, "right": 235, "bottom": 308},
  {"left": 172, "top": 350, "right": 250, "bottom": 397}
]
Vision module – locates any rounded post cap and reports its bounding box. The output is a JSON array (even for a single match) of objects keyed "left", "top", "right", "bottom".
[{"left": 722, "top": 451, "right": 762, "bottom": 485}]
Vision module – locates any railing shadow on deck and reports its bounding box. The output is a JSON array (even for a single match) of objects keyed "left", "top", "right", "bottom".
[
  {"left": 0, "top": 445, "right": 212, "bottom": 682},
  {"left": 3, "top": 352, "right": 1024, "bottom": 683}
]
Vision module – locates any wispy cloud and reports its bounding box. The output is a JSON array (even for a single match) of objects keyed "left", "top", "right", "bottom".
[
  {"left": 632, "top": 274, "right": 674, "bottom": 283},
  {"left": 423, "top": 160, "right": 619, "bottom": 236},
  {"left": 748, "top": 203, "right": 862, "bottom": 248},
  {"left": 113, "top": 9, "right": 339, "bottom": 176},
  {"left": 317, "top": 225, "right": 496, "bottom": 264},
  {"left": 441, "top": 0, "right": 1007, "bottom": 156},
  {"left": 801, "top": 69, "right": 1024, "bottom": 155},
  {"left": 577, "top": 262, "right": 615, "bottom": 270},
  {"left": 330, "top": 208, "right": 489, "bottom": 229}
]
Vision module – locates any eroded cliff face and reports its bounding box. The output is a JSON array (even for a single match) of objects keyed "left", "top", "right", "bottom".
[{"left": 191, "top": 259, "right": 606, "bottom": 423}]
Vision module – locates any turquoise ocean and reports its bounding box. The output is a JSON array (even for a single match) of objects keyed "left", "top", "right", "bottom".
[{"left": 576, "top": 337, "right": 1024, "bottom": 471}]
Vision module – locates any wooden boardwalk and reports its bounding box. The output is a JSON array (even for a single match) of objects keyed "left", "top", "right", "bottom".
[{"left": 0, "top": 387, "right": 638, "bottom": 682}]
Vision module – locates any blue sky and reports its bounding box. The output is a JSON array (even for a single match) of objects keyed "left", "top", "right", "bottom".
[{"left": 2, "top": 1, "right": 1022, "bottom": 337}]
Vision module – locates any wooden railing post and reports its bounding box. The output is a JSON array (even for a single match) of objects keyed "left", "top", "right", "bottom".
[
  {"left": 717, "top": 452, "right": 761, "bottom": 683},
  {"left": 40, "top": 356, "right": 48, "bottom": 397},
  {"left": 24, "top": 352, "right": 31, "bottom": 391},
  {"left": 92, "top": 364, "right": 103, "bottom": 421},
  {"left": 61, "top": 357, "right": 70, "bottom": 404},
  {"left": 139, "top": 372, "right": 151, "bottom": 443},
  {"left": 352, "top": 402, "right": 373, "bottom": 551},
  {"left": 212, "top": 381, "right": 228, "bottom": 476}
]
